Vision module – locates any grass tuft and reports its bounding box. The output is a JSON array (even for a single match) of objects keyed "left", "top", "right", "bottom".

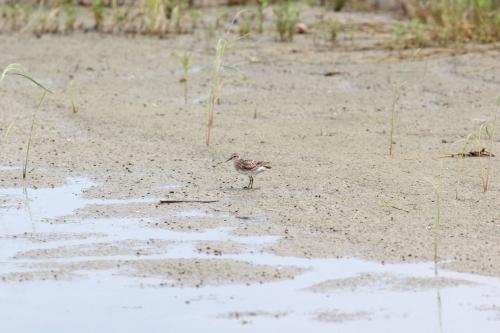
[
  {"left": 257, "top": 0, "right": 269, "bottom": 34},
  {"left": 178, "top": 51, "right": 191, "bottom": 104},
  {"left": 1, "top": 63, "right": 53, "bottom": 93},
  {"left": 206, "top": 37, "right": 228, "bottom": 146},
  {"left": 1, "top": 63, "right": 52, "bottom": 179},
  {"left": 425, "top": 178, "right": 441, "bottom": 263},
  {"left": 398, "top": 0, "right": 500, "bottom": 46},
  {"left": 67, "top": 79, "right": 78, "bottom": 113},
  {"left": 273, "top": 0, "right": 299, "bottom": 42},
  {"left": 239, "top": 11, "right": 254, "bottom": 37},
  {"left": 388, "top": 83, "right": 401, "bottom": 157},
  {"left": 92, "top": 0, "right": 105, "bottom": 31}
]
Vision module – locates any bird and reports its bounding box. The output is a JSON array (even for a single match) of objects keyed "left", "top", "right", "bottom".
[{"left": 225, "top": 153, "right": 271, "bottom": 189}]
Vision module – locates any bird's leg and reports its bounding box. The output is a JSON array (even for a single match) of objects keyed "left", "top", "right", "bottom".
[
  {"left": 245, "top": 176, "right": 252, "bottom": 189},
  {"left": 250, "top": 176, "right": 254, "bottom": 189}
]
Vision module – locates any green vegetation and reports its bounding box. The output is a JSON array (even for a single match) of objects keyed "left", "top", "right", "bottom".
[
  {"left": 453, "top": 118, "right": 497, "bottom": 198},
  {"left": 67, "top": 79, "right": 78, "bottom": 114},
  {"left": 0, "top": 1, "right": 497, "bottom": 46},
  {"left": 477, "top": 122, "right": 495, "bottom": 193},
  {"left": 191, "top": 9, "right": 201, "bottom": 31},
  {"left": 313, "top": 16, "right": 342, "bottom": 46},
  {"left": 427, "top": 179, "right": 441, "bottom": 262},
  {"left": 257, "top": 0, "right": 269, "bottom": 34},
  {"left": 0, "top": 64, "right": 52, "bottom": 179},
  {"left": 454, "top": 133, "right": 473, "bottom": 200},
  {"left": 388, "top": 85, "right": 401, "bottom": 157},
  {"left": 239, "top": 11, "right": 254, "bottom": 37},
  {"left": 273, "top": 0, "right": 300, "bottom": 42},
  {"left": 326, "top": 18, "right": 341, "bottom": 42},
  {"left": 398, "top": 0, "right": 500, "bottom": 46},
  {"left": 171, "top": 5, "right": 182, "bottom": 33},
  {"left": 92, "top": 0, "right": 105, "bottom": 31},
  {"left": 179, "top": 51, "right": 191, "bottom": 104},
  {"left": 63, "top": 4, "right": 78, "bottom": 32}
]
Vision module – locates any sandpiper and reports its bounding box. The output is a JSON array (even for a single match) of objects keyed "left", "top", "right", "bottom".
[{"left": 226, "top": 153, "right": 271, "bottom": 189}]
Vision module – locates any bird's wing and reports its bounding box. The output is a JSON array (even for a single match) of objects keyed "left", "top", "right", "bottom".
[
  {"left": 240, "top": 159, "right": 259, "bottom": 171},
  {"left": 255, "top": 160, "right": 271, "bottom": 169}
]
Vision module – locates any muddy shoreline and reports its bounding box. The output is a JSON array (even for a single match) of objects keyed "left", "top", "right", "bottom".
[
  {"left": 1, "top": 30, "right": 499, "bottom": 276},
  {"left": 1, "top": 8, "right": 500, "bottom": 330}
]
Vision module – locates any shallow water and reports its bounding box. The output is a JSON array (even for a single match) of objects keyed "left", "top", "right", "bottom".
[
  {"left": 0, "top": 178, "right": 499, "bottom": 333},
  {"left": 0, "top": 165, "right": 19, "bottom": 171}
]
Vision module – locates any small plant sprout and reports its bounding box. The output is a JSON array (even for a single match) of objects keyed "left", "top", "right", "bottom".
[
  {"left": 388, "top": 83, "right": 401, "bottom": 156},
  {"left": 171, "top": 5, "right": 182, "bottom": 33},
  {"left": 477, "top": 122, "right": 495, "bottom": 193},
  {"left": 206, "top": 37, "right": 227, "bottom": 146},
  {"left": 2, "top": 121, "right": 16, "bottom": 142},
  {"left": 179, "top": 51, "right": 191, "bottom": 104},
  {"left": 46, "top": 7, "right": 61, "bottom": 33},
  {"left": 0, "top": 63, "right": 52, "bottom": 179},
  {"left": 207, "top": 20, "right": 216, "bottom": 39},
  {"left": 63, "top": 4, "right": 78, "bottom": 33},
  {"left": 92, "top": 0, "right": 105, "bottom": 31},
  {"left": 454, "top": 118, "right": 497, "bottom": 197},
  {"left": 67, "top": 79, "right": 78, "bottom": 113},
  {"left": 455, "top": 133, "right": 473, "bottom": 200},
  {"left": 0, "top": 63, "right": 52, "bottom": 92},
  {"left": 311, "top": 13, "right": 324, "bottom": 47},
  {"left": 144, "top": 0, "right": 168, "bottom": 35},
  {"left": 327, "top": 18, "right": 341, "bottom": 43},
  {"left": 205, "top": 11, "right": 248, "bottom": 146},
  {"left": 191, "top": 9, "right": 201, "bottom": 32},
  {"left": 425, "top": 178, "right": 441, "bottom": 263},
  {"left": 313, "top": 16, "right": 341, "bottom": 47},
  {"left": 24, "top": 92, "right": 48, "bottom": 179},
  {"left": 482, "top": 97, "right": 500, "bottom": 193},
  {"left": 165, "top": 0, "right": 175, "bottom": 19},
  {"left": 257, "top": 0, "right": 269, "bottom": 34},
  {"left": 273, "top": 0, "right": 299, "bottom": 42},
  {"left": 239, "top": 11, "right": 254, "bottom": 37}
]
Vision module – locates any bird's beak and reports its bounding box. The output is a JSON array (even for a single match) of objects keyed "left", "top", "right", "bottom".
[{"left": 225, "top": 157, "right": 232, "bottom": 162}]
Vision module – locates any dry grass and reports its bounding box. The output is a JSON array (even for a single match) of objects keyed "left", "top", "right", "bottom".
[
  {"left": 397, "top": 0, "right": 500, "bottom": 46},
  {"left": 478, "top": 122, "right": 495, "bottom": 193},
  {"left": 425, "top": 178, "right": 441, "bottom": 262},
  {"left": 1, "top": 1, "right": 498, "bottom": 49},
  {"left": 206, "top": 37, "right": 227, "bottom": 146},
  {"left": 66, "top": 79, "right": 79, "bottom": 113},
  {"left": 176, "top": 51, "right": 191, "bottom": 104},
  {"left": 453, "top": 117, "right": 497, "bottom": 197},
  {"left": 454, "top": 133, "right": 473, "bottom": 200},
  {"left": 388, "top": 84, "right": 401, "bottom": 157},
  {"left": 0, "top": 0, "right": 196, "bottom": 36}
]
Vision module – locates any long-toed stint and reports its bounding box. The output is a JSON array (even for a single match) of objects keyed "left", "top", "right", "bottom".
[{"left": 226, "top": 153, "right": 271, "bottom": 189}]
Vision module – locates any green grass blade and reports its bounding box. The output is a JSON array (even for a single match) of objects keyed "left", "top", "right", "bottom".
[{"left": 1, "top": 63, "right": 53, "bottom": 94}]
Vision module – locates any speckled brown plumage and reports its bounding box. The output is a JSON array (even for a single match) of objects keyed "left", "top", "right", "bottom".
[{"left": 226, "top": 153, "right": 271, "bottom": 189}]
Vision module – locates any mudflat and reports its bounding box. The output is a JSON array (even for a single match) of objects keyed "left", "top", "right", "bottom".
[
  {"left": 2, "top": 26, "right": 499, "bottom": 274},
  {"left": 0, "top": 8, "right": 500, "bottom": 330}
]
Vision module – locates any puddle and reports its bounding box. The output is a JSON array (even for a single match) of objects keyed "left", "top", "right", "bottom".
[
  {"left": 175, "top": 209, "right": 210, "bottom": 217},
  {"left": 0, "top": 165, "right": 20, "bottom": 171},
  {"left": 0, "top": 178, "right": 499, "bottom": 332},
  {"left": 0, "top": 178, "right": 156, "bottom": 235},
  {"left": 190, "top": 87, "right": 251, "bottom": 105},
  {"left": 158, "top": 184, "right": 180, "bottom": 190}
]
